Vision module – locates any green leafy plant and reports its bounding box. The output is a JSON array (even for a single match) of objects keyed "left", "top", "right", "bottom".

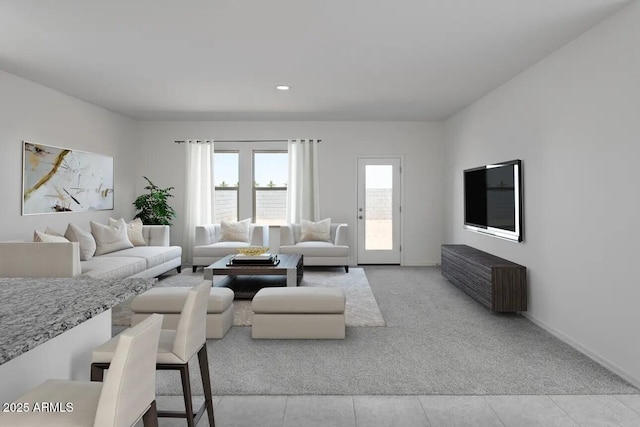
[{"left": 133, "top": 176, "right": 176, "bottom": 225}]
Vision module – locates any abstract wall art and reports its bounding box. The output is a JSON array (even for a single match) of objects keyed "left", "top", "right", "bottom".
[{"left": 22, "top": 141, "right": 114, "bottom": 214}]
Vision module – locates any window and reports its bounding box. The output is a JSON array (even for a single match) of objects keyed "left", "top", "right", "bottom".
[
  {"left": 213, "top": 151, "right": 239, "bottom": 222},
  {"left": 253, "top": 151, "right": 288, "bottom": 225},
  {"left": 213, "top": 142, "right": 288, "bottom": 224}
]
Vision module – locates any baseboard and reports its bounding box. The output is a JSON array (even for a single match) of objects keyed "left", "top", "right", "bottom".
[{"left": 522, "top": 312, "right": 640, "bottom": 389}]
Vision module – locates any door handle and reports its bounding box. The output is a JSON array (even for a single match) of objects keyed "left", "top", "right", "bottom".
[{"left": 358, "top": 215, "right": 363, "bottom": 219}]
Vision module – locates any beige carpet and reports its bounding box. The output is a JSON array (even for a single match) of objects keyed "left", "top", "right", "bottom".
[{"left": 112, "top": 267, "right": 385, "bottom": 327}]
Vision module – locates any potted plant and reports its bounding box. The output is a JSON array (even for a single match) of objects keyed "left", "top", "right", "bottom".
[{"left": 133, "top": 176, "right": 176, "bottom": 225}]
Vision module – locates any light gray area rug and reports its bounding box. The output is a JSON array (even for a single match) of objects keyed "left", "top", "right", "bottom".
[
  {"left": 154, "top": 266, "right": 638, "bottom": 396},
  {"left": 112, "top": 267, "right": 385, "bottom": 327}
]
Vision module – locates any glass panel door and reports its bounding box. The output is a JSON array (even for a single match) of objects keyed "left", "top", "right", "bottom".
[{"left": 357, "top": 158, "right": 401, "bottom": 264}]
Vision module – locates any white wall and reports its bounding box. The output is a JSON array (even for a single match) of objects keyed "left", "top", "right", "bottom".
[
  {"left": 137, "top": 121, "right": 445, "bottom": 266},
  {"left": 0, "top": 70, "right": 139, "bottom": 240},
  {"left": 444, "top": 1, "right": 640, "bottom": 386}
]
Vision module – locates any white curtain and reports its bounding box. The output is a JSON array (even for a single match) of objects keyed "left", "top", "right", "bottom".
[
  {"left": 286, "top": 139, "right": 320, "bottom": 223},
  {"left": 182, "top": 140, "right": 214, "bottom": 263}
]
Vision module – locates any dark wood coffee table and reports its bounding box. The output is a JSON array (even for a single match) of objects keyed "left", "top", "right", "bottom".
[{"left": 203, "top": 254, "right": 303, "bottom": 299}]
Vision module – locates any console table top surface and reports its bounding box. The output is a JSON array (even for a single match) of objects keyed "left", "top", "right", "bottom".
[{"left": 442, "top": 244, "right": 525, "bottom": 268}]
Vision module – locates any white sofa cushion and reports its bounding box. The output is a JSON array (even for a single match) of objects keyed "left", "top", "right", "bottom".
[
  {"left": 101, "top": 246, "right": 182, "bottom": 269},
  {"left": 219, "top": 218, "right": 250, "bottom": 242},
  {"left": 81, "top": 256, "right": 146, "bottom": 279},
  {"left": 252, "top": 287, "right": 346, "bottom": 314},
  {"left": 193, "top": 241, "right": 251, "bottom": 258},
  {"left": 280, "top": 241, "right": 349, "bottom": 257},
  {"left": 131, "top": 286, "right": 234, "bottom": 313},
  {"left": 91, "top": 219, "right": 134, "bottom": 255},
  {"left": 300, "top": 218, "right": 331, "bottom": 242},
  {"left": 65, "top": 223, "right": 97, "bottom": 261}
]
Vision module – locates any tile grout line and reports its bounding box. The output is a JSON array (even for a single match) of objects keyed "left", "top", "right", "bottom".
[
  {"left": 416, "top": 395, "right": 434, "bottom": 427},
  {"left": 612, "top": 394, "right": 640, "bottom": 417},
  {"left": 349, "top": 395, "right": 358, "bottom": 427},
  {"left": 282, "top": 395, "right": 289, "bottom": 427},
  {"left": 482, "top": 396, "right": 507, "bottom": 427},
  {"left": 545, "top": 395, "right": 581, "bottom": 427}
]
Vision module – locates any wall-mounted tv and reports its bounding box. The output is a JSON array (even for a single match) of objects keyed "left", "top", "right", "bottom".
[{"left": 464, "top": 159, "right": 523, "bottom": 242}]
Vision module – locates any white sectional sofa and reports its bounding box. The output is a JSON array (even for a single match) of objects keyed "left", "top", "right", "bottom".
[{"left": 0, "top": 225, "right": 181, "bottom": 279}]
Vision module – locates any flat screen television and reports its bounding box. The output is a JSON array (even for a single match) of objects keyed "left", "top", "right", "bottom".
[{"left": 464, "top": 159, "right": 523, "bottom": 242}]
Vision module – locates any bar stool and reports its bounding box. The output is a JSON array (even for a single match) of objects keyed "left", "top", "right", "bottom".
[
  {"left": 0, "top": 314, "right": 163, "bottom": 427},
  {"left": 91, "top": 281, "right": 215, "bottom": 427}
]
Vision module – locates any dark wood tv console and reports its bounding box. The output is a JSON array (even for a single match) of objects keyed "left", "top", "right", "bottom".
[{"left": 441, "top": 244, "right": 527, "bottom": 312}]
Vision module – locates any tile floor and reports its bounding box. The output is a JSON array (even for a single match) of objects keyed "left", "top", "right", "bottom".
[{"left": 142, "top": 394, "right": 640, "bottom": 426}]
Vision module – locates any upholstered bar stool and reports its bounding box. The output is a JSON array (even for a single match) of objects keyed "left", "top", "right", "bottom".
[
  {"left": 91, "top": 281, "right": 215, "bottom": 427},
  {"left": 0, "top": 314, "right": 163, "bottom": 427}
]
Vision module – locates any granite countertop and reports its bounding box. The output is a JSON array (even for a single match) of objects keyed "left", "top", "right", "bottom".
[{"left": 0, "top": 277, "right": 156, "bottom": 365}]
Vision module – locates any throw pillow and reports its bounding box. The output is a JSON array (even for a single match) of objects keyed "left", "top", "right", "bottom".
[
  {"left": 33, "top": 227, "right": 64, "bottom": 242},
  {"left": 300, "top": 218, "right": 332, "bottom": 242},
  {"left": 109, "top": 217, "right": 146, "bottom": 246},
  {"left": 33, "top": 230, "right": 70, "bottom": 243},
  {"left": 64, "top": 223, "right": 97, "bottom": 261},
  {"left": 91, "top": 219, "right": 134, "bottom": 255},
  {"left": 219, "top": 218, "right": 251, "bottom": 242}
]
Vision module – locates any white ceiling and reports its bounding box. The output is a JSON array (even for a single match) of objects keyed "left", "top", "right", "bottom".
[{"left": 0, "top": 0, "right": 632, "bottom": 121}]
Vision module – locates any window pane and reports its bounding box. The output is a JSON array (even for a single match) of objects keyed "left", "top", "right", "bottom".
[
  {"left": 214, "top": 152, "right": 238, "bottom": 222},
  {"left": 365, "top": 165, "right": 393, "bottom": 250},
  {"left": 214, "top": 152, "right": 239, "bottom": 187},
  {"left": 214, "top": 189, "right": 238, "bottom": 222},
  {"left": 254, "top": 152, "right": 288, "bottom": 188},
  {"left": 255, "top": 189, "right": 287, "bottom": 225},
  {"left": 254, "top": 152, "right": 287, "bottom": 225}
]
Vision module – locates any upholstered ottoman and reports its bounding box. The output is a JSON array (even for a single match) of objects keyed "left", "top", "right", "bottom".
[
  {"left": 130, "top": 283, "right": 234, "bottom": 338},
  {"left": 251, "top": 287, "right": 346, "bottom": 339}
]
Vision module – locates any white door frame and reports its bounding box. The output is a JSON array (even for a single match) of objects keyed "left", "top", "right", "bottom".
[{"left": 355, "top": 155, "right": 404, "bottom": 265}]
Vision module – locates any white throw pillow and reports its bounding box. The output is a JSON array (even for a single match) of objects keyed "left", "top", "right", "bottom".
[
  {"left": 91, "top": 219, "right": 134, "bottom": 255},
  {"left": 109, "top": 217, "right": 146, "bottom": 246},
  {"left": 33, "top": 230, "right": 70, "bottom": 243},
  {"left": 64, "top": 223, "right": 97, "bottom": 261},
  {"left": 219, "top": 218, "right": 251, "bottom": 242},
  {"left": 33, "top": 227, "right": 64, "bottom": 242},
  {"left": 300, "top": 218, "right": 332, "bottom": 242}
]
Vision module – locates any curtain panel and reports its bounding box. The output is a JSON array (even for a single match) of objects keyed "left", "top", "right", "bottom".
[
  {"left": 182, "top": 140, "right": 214, "bottom": 262},
  {"left": 286, "top": 139, "right": 320, "bottom": 223}
]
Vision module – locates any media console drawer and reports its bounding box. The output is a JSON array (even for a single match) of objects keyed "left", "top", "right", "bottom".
[{"left": 441, "top": 244, "right": 527, "bottom": 312}]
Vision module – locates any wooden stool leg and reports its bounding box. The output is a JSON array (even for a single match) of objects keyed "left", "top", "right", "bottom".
[
  {"left": 180, "top": 364, "right": 196, "bottom": 427},
  {"left": 142, "top": 400, "right": 159, "bottom": 427},
  {"left": 198, "top": 345, "right": 216, "bottom": 427}
]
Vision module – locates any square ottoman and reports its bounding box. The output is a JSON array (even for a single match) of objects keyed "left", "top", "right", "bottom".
[
  {"left": 130, "top": 283, "right": 234, "bottom": 338},
  {"left": 251, "top": 287, "right": 346, "bottom": 339}
]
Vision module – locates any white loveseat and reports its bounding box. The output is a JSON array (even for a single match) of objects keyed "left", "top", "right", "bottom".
[
  {"left": 192, "top": 223, "right": 269, "bottom": 271},
  {"left": 0, "top": 225, "right": 181, "bottom": 279},
  {"left": 279, "top": 223, "right": 350, "bottom": 272}
]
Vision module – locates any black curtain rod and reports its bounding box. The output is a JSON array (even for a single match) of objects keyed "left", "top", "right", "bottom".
[{"left": 173, "top": 139, "right": 321, "bottom": 143}]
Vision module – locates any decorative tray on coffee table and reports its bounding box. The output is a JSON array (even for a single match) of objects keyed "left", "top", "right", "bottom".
[{"left": 227, "top": 254, "right": 280, "bottom": 266}]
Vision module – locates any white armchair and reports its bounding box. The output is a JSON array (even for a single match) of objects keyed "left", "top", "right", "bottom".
[
  {"left": 192, "top": 223, "right": 269, "bottom": 272},
  {"left": 279, "top": 223, "right": 350, "bottom": 272}
]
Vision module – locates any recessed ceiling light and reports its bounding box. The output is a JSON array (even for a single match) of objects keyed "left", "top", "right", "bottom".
[{"left": 276, "top": 85, "right": 290, "bottom": 91}]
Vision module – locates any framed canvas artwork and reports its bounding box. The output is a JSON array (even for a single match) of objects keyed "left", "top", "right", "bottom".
[{"left": 22, "top": 141, "right": 114, "bottom": 214}]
